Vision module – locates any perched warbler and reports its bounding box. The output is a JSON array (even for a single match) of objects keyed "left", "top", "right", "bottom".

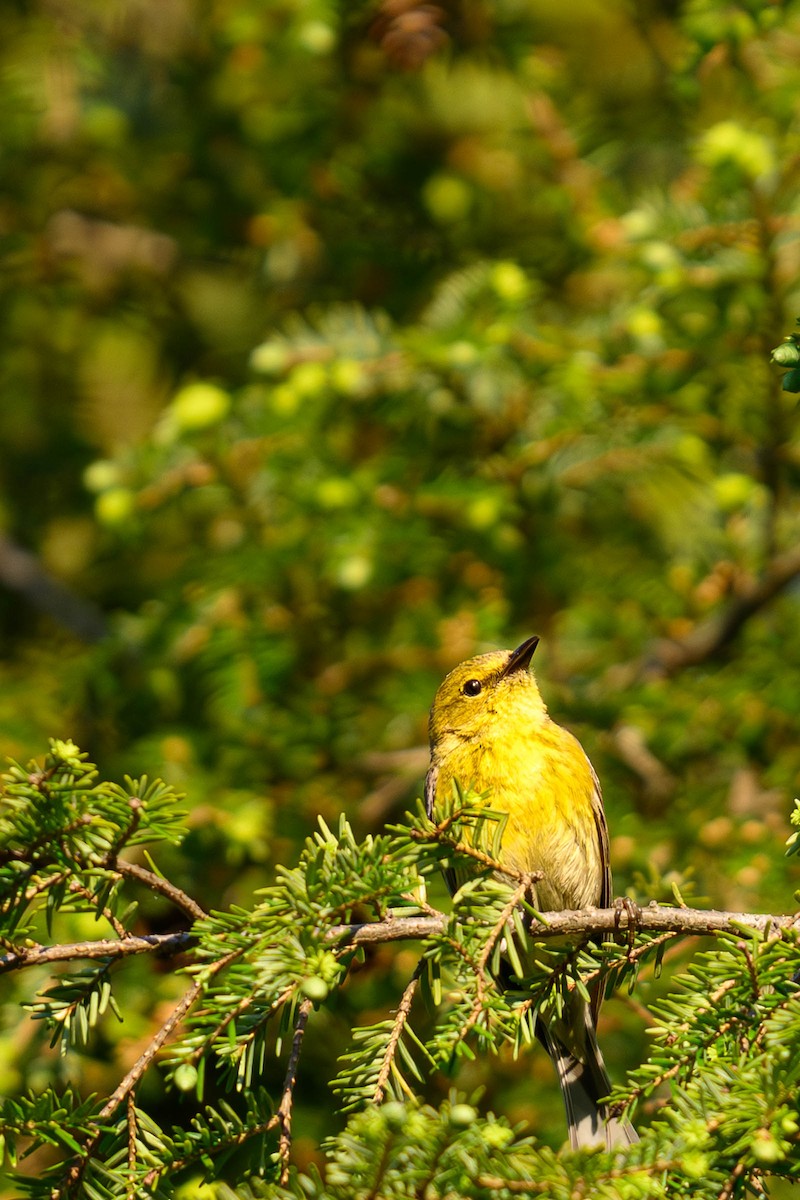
[{"left": 425, "top": 635, "right": 637, "bottom": 1150}]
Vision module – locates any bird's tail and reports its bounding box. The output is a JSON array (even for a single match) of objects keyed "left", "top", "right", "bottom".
[{"left": 538, "top": 1010, "right": 638, "bottom": 1151}]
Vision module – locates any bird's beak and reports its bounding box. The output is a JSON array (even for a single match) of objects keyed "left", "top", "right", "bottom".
[{"left": 501, "top": 635, "right": 540, "bottom": 677}]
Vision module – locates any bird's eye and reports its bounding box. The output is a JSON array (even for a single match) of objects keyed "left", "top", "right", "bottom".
[{"left": 462, "top": 679, "right": 483, "bottom": 697}]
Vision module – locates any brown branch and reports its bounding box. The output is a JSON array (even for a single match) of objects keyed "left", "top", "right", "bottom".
[
  {"left": 5, "top": 903, "right": 794, "bottom": 978},
  {"left": 718, "top": 1155, "right": 750, "bottom": 1200},
  {"left": 142, "top": 1116, "right": 277, "bottom": 1191},
  {"left": 461, "top": 877, "right": 533, "bottom": 1039},
  {"left": 0, "top": 931, "right": 194, "bottom": 975},
  {"left": 53, "top": 952, "right": 237, "bottom": 1199},
  {"left": 581, "top": 929, "right": 680, "bottom": 993},
  {"left": 637, "top": 542, "right": 800, "bottom": 680},
  {"left": 141, "top": 991, "right": 311, "bottom": 1191},
  {"left": 372, "top": 963, "right": 423, "bottom": 1105},
  {"left": 190, "top": 974, "right": 294, "bottom": 1066},
  {"left": 327, "top": 902, "right": 798, "bottom": 947},
  {"left": 409, "top": 817, "right": 540, "bottom": 884},
  {"left": 125, "top": 1092, "right": 137, "bottom": 1197},
  {"left": 109, "top": 859, "right": 207, "bottom": 923},
  {"left": 0, "top": 869, "right": 69, "bottom": 913},
  {"left": 274, "top": 996, "right": 313, "bottom": 1185},
  {"left": 66, "top": 877, "right": 127, "bottom": 938},
  {"left": 100, "top": 975, "right": 209, "bottom": 1121}
]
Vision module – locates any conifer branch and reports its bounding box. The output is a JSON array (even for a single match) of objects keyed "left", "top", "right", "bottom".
[
  {"left": 274, "top": 996, "right": 313, "bottom": 1185},
  {"left": 125, "top": 1092, "right": 137, "bottom": 1193},
  {"left": 408, "top": 816, "right": 529, "bottom": 879},
  {"left": 0, "top": 931, "right": 193, "bottom": 974},
  {"left": 328, "top": 902, "right": 799, "bottom": 946},
  {"left": 65, "top": 876, "right": 128, "bottom": 938},
  {"left": 52, "top": 954, "right": 237, "bottom": 1198},
  {"left": 581, "top": 929, "right": 680, "bottom": 991},
  {"left": 461, "top": 876, "right": 532, "bottom": 1038},
  {"left": 372, "top": 963, "right": 423, "bottom": 1104},
  {"left": 108, "top": 859, "right": 207, "bottom": 922},
  {"left": 2, "top": 904, "right": 795, "bottom": 979}
]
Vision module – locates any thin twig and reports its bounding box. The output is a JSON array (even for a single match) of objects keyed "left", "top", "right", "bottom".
[
  {"left": 125, "top": 1092, "right": 137, "bottom": 1200},
  {"left": 372, "top": 963, "right": 423, "bottom": 1104},
  {"left": 142, "top": 1116, "right": 279, "bottom": 1191},
  {"left": 53, "top": 953, "right": 237, "bottom": 1199},
  {"left": 581, "top": 930, "right": 680, "bottom": 991},
  {"left": 189, "top": 974, "right": 294, "bottom": 1065},
  {"left": 0, "top": 931, "right": 194, "bottom": 975},
  {"left": 718, "top": 1156, "right": 749, "bottom": 1200},
  {"left": 0, "top": 814, "right": 90, "bottom": 866},
  {"left": 274, "top": 996, "right": 313, "bottom": 1185},
  {"left": 106, "top": 798, "right": 143, "bottom": 862},
  {"left": 66, "top": 877, "right": 128, "bottom": 938},
  {"left": 0, "top": 868, "right": 69, "bottom": 914},
  {"left": 109, "top": 859, "right": 207, "bottom": 922},
  {"left": 99, "top": 977, "right": 206, "bottom": 1121},
  {"left": 409, "top": 820, "right": 536, "bottom": 882},
  {"left": 461, "top": 877, "right": 532, "bottom": 1038}
]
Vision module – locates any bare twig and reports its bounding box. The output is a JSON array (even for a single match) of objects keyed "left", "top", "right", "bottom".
[
  {"left": 327, "top": 902, "right": 800, "bottom": 947},
  {"left": 125, "top": 1092, "right": 137, "bottom": 1199},
  {"left": 274, "top": 996, "right": 313, "bottom": 1185},
  {"left": 66, "top": 877, "right": 128, "bottom": 938},
  {"left": 109, "top": 859, "right": 207, "bottom": 922},
  {"left": 0, "top": 931, "right": 194, "bottom": 975},
  {"left": 99, "top": 976, "right": 207, "bottom": 1121}
]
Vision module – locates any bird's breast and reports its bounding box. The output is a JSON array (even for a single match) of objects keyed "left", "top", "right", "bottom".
[{"left": 432, "top": 720, "right": 604, "bottom": 910}]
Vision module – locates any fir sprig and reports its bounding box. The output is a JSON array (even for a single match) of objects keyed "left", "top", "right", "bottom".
[{"left": 4, "top": 746, "right": 800, "bottom": 1198}]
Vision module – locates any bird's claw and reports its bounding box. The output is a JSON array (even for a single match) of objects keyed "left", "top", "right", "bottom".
[{"left": 613, "top": 895, "right": 641, "bottom": 950}]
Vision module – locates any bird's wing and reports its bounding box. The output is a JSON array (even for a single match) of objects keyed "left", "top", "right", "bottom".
[
  {"left": 424, "top": 762, "right": 460, "bottom": 895},
  {"left": 423, "top": 762, "right": 438, "bottom": 819},
  {"left": 586, "top": 759, "right": 612, "bottom": 1023},
  {"left": 588, "top": 760, "right": 612, "bottom": 909}
]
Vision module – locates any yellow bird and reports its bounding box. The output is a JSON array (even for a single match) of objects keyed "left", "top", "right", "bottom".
[{"left": 425, "top": 635, "right": 637, "bottom": 1150}]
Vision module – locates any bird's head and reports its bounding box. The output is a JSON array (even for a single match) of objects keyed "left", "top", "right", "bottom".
[{"left": 428, "top": 636, "right": 546, "bottom": 747}]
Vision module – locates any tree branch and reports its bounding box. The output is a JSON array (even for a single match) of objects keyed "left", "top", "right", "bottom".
[
  {"left": 109, "top": 859, "right": 207, "bottom": 922},
  {"left": 0, "top": 931, "right": 194, "bottom": 975},
  {"left": 328, "top": 902, "right": 799, "bottom": 946},
  {"left": 0, "top": 534, "right": 106, "bottom": 643},
  {"left": 54, "top": 976, "right": 208, "bottom": 1199},
  {"left": 637, "top": 541, "right": 800, "bottom": 679},
  {"left": 3, "top": 903, "right": 795, "bottom": 979},
  {"left": 273, "top": 996, "right": 313, "bottom": 1185},
  {"left": 372, "top": 962, "right": 423, "bottom": 1105}
]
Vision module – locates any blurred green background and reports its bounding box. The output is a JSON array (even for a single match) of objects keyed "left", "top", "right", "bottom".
[{"left": 2, "top": 0, "right": 800, "bottom": 1183}]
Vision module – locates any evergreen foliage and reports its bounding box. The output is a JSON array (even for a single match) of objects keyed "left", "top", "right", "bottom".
[
  {"left": 3, "top": 0, "right": 800, "bottom": 1196},
  {"left": 3, "top": 745, "right": 800, "bottom": 1196}
]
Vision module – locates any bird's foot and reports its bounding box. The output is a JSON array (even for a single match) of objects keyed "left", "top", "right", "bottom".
[{"left": 613, "top": 895, "right": 641, "bottom": 950}]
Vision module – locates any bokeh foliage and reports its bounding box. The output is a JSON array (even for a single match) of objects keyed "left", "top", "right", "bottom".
[{"left": 2, "top": 0, "right": 800, "bottom": 1192}]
